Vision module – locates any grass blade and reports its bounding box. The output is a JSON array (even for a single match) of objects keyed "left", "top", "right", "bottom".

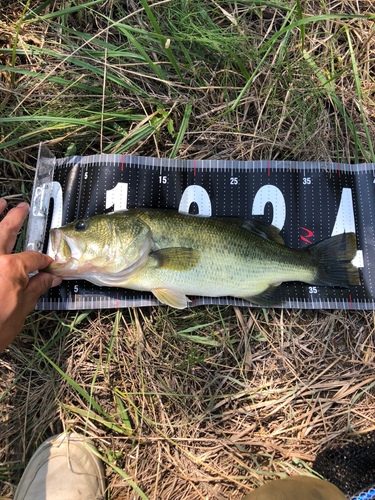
[
  {"left": 92, "top": 449, "right": 150, "bottom": 500},
  {"left": 25, "top": 0, "right": 105, "bottom": 23},
  {"left": 114, "top": 394, "right": 133, "bottom": 429},
  {"left": 296, "top": 0, "right": 305, "bottom": 51},
  {"left": 177, "top": 334, "right": 221, "bottom": 346},
  {"left": 23, "top": 0, "right": 55, "bottom": 21},
  {"left": 177, "top": 320, "right": 220, "bottom": 334},
  {"left": 63, "top": 405, "right": 131, "bottom": 434},
  {"left": 169, "top": 103, "right": 192, "bottom": 158}
]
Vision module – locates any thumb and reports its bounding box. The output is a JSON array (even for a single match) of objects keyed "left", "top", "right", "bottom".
[{"left": 23, "top": 273, "right": 62, "bottom": 312}]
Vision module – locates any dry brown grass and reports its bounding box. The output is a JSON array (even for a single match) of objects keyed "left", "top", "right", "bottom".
[{"left": 1, "top": 307, "right": 375, "bottom": 498}]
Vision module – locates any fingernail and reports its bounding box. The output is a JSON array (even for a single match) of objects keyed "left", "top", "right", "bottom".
[
  {"left": 51, "top": 277, "right": 62, "bottom": 287},
  {"left": 17, "top": 202, "right": 29, "bottom": 208},
  {"left": 0, "top": 198, "right": 6, "bottom": 207}
]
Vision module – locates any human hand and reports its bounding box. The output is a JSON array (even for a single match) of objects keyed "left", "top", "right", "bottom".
[{"left": 0, "top": 199, "right": 62, "bottom": 353}]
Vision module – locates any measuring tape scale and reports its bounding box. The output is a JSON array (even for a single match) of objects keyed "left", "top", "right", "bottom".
[{"left": 26, "top": 144, "right": 375, "bottom": 311}]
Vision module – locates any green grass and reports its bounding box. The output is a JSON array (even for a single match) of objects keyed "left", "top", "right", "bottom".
[{"left": 1, "top": 1, "right": 374, "bottom": 161}]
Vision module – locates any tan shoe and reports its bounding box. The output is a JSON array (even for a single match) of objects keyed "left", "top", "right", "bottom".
[
  {"left": 242, "top": 475, "right": 347, "bottom": 500},
  {"left": 14, "top": 433, "right": 105, "bottom": 500}
]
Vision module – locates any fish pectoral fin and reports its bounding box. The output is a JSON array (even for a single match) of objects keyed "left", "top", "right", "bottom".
[
  {"left": 152, "top": 288, "right": 190, "bottom": 309},
  {"left": 150, "top": 247, "right": 200, "bottom": 271},
  {"left": 241, "top": 284, "right": 285, "bottom": 307}
]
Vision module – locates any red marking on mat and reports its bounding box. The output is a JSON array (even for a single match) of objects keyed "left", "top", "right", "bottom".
[
  {"left": 121, "top": 154, "right": 124, "bottom": 172},
  {"left": 194, "top": 160, "right": 196, "bottom": 176},
  {"left": 116, "top": 291, "right": 119, "bottom": 308},
  {"left": 349, "top": 294, "right": 352, "bottom": 309},
  {"left": 300, "top": 227, "right": 313, "bottom": 244},
  {"left": 194, "top": 296, "right": 197, "bottom": 306},
  {"left": 268, "top": 160, "right": 270, "bottom": 176},
  {"left": 338, "top": 163, "right": 340, "bottom": 177}
]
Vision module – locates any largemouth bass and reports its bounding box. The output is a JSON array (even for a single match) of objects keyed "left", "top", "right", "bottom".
[{"left": 45, "top": 209, "right": 359, "bottom": 308}]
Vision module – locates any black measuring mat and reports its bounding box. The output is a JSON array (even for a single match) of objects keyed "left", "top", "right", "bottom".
[{"left": 32, "top": 153, "right": 373, "bottom": 311}]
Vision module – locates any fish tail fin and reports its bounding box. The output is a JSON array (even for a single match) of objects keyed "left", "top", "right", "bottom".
[{"left": 308, "top": 232, "right": 360, "bottom": 287}]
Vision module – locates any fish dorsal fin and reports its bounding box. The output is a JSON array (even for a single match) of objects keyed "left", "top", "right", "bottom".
[
  {"left": 150, "top": 247, "right": 200, "bottom": 271},
  {"left": 217, "top": 217, "right": 284, "bottom": 245},
  {"left": 241, "top": 220, "right": 284, "bottom": 245},
  {"left": 152, "top": 288, "right": 190, "bottom": 309}
]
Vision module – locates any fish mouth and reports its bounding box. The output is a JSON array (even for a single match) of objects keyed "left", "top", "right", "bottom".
[{"left": 50, "top": 229, "right": 84, "bottom": 264}]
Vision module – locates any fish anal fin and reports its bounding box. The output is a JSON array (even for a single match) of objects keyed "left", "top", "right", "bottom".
[
  {"left": 152, "top": 288, "right": 190, "bottom": 309},
  {"left": 150, "top": 247, "right": 200, "bottom": 271},
  {"left": 241, "top": 284, "right": 284, "bottom": 307}
]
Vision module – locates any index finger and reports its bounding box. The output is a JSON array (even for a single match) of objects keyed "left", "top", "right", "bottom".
[
  {"left": 0, "top": 198, "right": 6, "bottom": 215},
  {"left": 0, "top": 202, "right": 30, "bottom": 255},
  {"left": 15, "top": 251, "right": 54, "bottom": 275}
]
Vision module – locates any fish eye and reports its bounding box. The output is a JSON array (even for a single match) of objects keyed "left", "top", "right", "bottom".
[{"left": 75, "top": 221, "right": 88, "bottom": 231}]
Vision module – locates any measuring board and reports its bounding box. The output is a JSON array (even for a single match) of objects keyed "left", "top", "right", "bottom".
[{"left": 25, "top": 143, "right": 375, "bottom": 311}]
